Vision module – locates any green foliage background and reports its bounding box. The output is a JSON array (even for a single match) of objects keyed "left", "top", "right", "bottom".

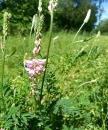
[
  {"left": 96, "top": 19, "right": 108, "bottom": 34},
  {"left": 0, "top": 0, "right": 98, "bottom": 34}
]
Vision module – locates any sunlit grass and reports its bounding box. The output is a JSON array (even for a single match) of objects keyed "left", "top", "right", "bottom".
[{"left": 0, "top": 32, "right": 108, "bottom": 77}]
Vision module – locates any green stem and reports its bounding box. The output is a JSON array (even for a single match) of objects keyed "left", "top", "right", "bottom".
[
  {"left": 40, "top": 11, "right": 53, "bottom": 104},
  {"left": 102, "top": 119, "right": 106, "bottom": 130},
  {"left": 101, "top": 87, "right": 106, "bottom": 130},
  {"left": 1, "top": 37, "right": 6, "bottom": 111},
  {"left": 73, "top": 22, "right": 85, "bottom": 42},
  {"left": 33, "top": 94, "right": 37, "bottom": 114},
  {"left": 31, "top": 81, "right": 38, "bottom": 114}
]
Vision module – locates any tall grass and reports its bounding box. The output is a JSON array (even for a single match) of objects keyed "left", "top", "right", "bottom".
[{"left": 0, "top": 32, "right": 108, "bottom": 76}]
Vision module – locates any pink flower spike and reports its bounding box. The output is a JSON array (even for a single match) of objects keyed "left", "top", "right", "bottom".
[
  {"left": 24, "top": 58, "right": 46, "bottom": 77},
  {"left": 34, "top": 65, "right": 45, "bottom": 74},
  {"left": 24, "top": 60, "right": 33, "bottom": 68},
  {"left": 37, "top": 59, "right": 46, "bottom": 65},
  {"left": 28, "top": 69, "right": 35, "bottom": 77},
  {"left": 25, "top": 67, "right": 31, "bottom": 72}
]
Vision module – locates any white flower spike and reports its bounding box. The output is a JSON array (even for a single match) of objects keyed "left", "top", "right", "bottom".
[
  {"left": 84, "top": 9, "right": 91, "bottom": 24},
  {"left": 48, "top": 0, "right": 58, "bottom": 13}
]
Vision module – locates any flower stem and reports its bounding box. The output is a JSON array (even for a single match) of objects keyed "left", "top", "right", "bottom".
[
  {"left": 1, "top": 37, "right": 6, "bottom": 111},
  {"left": 73, "top": 22, "right": 85, "bottom": 42},
  {"left": 40, "top": 11, "right": 53, "bottom": 104}
]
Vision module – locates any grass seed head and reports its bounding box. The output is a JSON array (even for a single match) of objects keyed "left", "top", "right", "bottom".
[{"left": 84, "top": 9, "right": 91, "bottom": 24}]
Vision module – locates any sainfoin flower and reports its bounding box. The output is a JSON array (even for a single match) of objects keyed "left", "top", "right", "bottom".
[{"left": 24, "top": 59, "right": 46, "bottom": 77}]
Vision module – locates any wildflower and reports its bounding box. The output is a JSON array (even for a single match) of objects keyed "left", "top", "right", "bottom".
[
  {"left": 24, "top": 59, "right": 46, "bottom": 77},
  {"left": 84, "top": 9, "right": 91, "bottom": 24}
]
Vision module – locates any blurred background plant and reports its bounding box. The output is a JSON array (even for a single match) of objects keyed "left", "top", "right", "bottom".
[{"left": 0, "top": 0, "right": 107, "bottom": 35}]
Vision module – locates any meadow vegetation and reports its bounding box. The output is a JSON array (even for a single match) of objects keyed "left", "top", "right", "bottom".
[
  {"left": 0, "top": 0, "right": 108, "bottom": 130},
  {"left": 1, "top": 31, "right": 108, "bottom": 129}
]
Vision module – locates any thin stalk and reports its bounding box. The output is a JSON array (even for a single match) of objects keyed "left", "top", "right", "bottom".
[
  {"left": 73, "top": 22, "right": 85, "bottom": 42},
  {"left": 1, "top": 37, "right": 6, "bottom": 111},
  {"left": 40, "top": 11, "right": 53, "bottom": 104},
  {"left": 101, "top": 87, "right": 106, "bottom": 130},
  {"left": 87, "top": 37, "right": 97, "bottom": 60},
  {"left": 102, "top": 119, "right": 106, "bottom": 130},
  {"left": 33, "top": 92, "right": 37, "bottom": 114},
  {"left": 30, "top": 81, "right": 38, "bottom": 113}
]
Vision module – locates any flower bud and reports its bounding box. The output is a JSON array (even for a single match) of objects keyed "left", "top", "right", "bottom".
[{"left": 33, "top": 46, "right": 40, "bottom": 55}]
